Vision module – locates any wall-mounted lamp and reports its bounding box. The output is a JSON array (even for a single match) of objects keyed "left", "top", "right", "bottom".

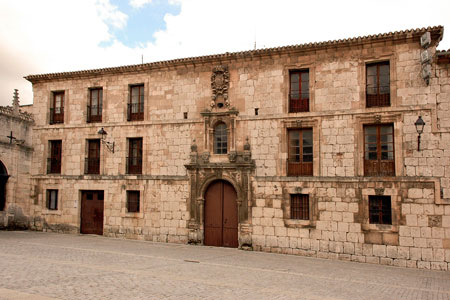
[
  {"left": 98, "top": 127, "right": 115, "bottom": 153},
  {"left": 414, "top": 116, "right": 425, "bottom": 151}
]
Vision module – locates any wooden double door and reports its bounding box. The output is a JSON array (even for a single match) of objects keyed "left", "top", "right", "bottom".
[
  {"left": 80, "top": 191, "right": 104, "bottom": 235},
  {"left": 204, "top": 180, "right": 238, "bottom": 248}
]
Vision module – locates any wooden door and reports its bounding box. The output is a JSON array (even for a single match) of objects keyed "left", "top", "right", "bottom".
[
  {"left": 204, "top": 180, "right": 238, "bottom": 248},
  {"left": 80, "top": 191, "right": 104, "bottom": 235}
]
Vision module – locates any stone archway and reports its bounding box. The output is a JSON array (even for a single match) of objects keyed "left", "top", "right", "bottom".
[
  {"left": 0, "top": 161, "right": 9, "bottom": 211},
  {"left": 204, "top": 179, "right": 238, "bottom": 248}
]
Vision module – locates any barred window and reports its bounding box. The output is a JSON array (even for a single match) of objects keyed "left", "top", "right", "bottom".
[
  {"left": 369, "top": 195, "right": 392, "bottom": 225},
  {"left": 290, "top": 194, "right": 309, "bottom": 220}
]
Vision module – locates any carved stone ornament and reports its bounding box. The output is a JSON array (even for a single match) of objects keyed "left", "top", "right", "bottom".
[
  {"left": 201, "top": 152, "right": 210, "bottom": 163},
  {"left": 190, "top": 139, "right": 197, "bottom": 152},
  {"left": 374, "top": 115, "right": 382, "bottom": 124},
  {"left": 228, "top": 151, "right": 237, "bottom": 162},
  {"left": 375, "top": 188, "right": 384, "bottom": 196},
  {"left": 211, "top": 65, "right": 230, "bottom": 104}
]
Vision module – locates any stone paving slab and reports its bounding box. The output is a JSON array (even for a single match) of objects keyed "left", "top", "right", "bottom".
[{"left": 0, "top": 231, "right": 449, "bottom": 300}]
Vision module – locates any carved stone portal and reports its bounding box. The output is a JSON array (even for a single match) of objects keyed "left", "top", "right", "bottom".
[
  {"left": 185, "top": 154, "right": 255, "bottom": 249},
  {"left": 211, "top": 65, "right": 230, "bottom": 108}
]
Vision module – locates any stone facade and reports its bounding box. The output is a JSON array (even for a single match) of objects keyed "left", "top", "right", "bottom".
[
  {"left": 0, "top": 90, "right": 34, "bottom": 228},
  {"left": 24, "top": 26, "right": 450, "bottom": 270}
]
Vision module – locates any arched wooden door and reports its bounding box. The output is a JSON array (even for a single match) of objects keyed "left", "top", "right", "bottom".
[{"left": 204, "top": 180, "right": 238, "bottom": 248}]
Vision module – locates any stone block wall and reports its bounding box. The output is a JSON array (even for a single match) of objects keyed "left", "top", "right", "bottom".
[{"left": 26, "top": 27, "right": 450, "bottom": 269}]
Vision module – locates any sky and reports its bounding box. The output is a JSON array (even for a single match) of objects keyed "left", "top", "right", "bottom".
[{"left": 0, "top": 0, "right": 449, "bottom": 106}]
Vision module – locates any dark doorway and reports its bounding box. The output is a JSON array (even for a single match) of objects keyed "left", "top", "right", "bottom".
[
  {"left": 80, "top": 190, "right": 104, "bottom": 235},
  {"left": 204, "top": 180, "right": 238, "bottom": 248},
  {"left": 0, "top": 161, "right": 8, "bottom": 211}
]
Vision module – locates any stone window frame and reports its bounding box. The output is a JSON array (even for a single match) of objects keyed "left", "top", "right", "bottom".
[
  {"left": 360, "top": 188, "right": 400, "bottom": 233},
  {"left": 358, "top": 54, "right": 397, "bottom": 109},
  {"left": 48, "top": 90, "right": 66, "bottom": 125},
  {"left": 354, "top": 113, "right": 403, "bottom": 177},
  {"left": 282, "top": 186, "right": 316, "bottom": 228},
  {"left": 125, "top": 137, "right": 144, "bottom": 175},
  {"left": 281, "top": 118, "right": 320, "bottom": 177},
  {"left": 86, "top": 87, "right": 103, "bottom": 123},
  {"left": 205, "top": 115, "right": 236, "bottom": 158},
  {"left": 121, "top": 186, "right": 144, "bottom": 218},
  {"left": 125, "top": 82, "right": 146, "bottom": 122},
  {"left": 284, "top": 64, "right": 315, "bottom": 113},
  {"left": 41, "top": 186, "right": 62, "bottom": 215}
]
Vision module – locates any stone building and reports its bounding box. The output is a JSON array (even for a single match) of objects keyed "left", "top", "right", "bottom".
[
  {"left": 24, "top": 26, "right": 450, "bottom": 270},
  {"left": 0, "top": 90, "right": 34, "bottom": 228}
]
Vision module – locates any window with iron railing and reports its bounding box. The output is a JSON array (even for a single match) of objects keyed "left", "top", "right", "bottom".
[
  {"left": 127, "top": 138, "right": 142, "bottom": 174},
  {"left": 366, "top": 62, "right": 390, "bottom": 107},
  {"left": 50, "top": 92, "right": 64, "bottom": 124},
  {"left": 287, "top": 128, "right": 313, "bottom": 176},
  {"left": 290, "top": 194, "right": 309, "bottom": 220},
  {"left": 369, "top": 195, "right": 392, "bottom": 225},
  {"left": 289, "top": 70, "right": 309, "bottom": 113},
  {"left": 47, "top": 140, "right": 62, "bottom": 174},
  {"left": 85, "top": 139, "right": 100, "bottom": 174},
  {"left": 87, "top": 88, "right": 102, "bottom": 123},
  {"left": 364, "top": 124, "right": 395, "bottom": 176},
  {"left": 127, "top": 85, "right": 144, "bottom": 121}
]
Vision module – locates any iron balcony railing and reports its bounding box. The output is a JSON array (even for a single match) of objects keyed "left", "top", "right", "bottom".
[
  {"left": 47, "top": 158, "right": 61, "bottom": 174},
  {"left": 86, "top": 105, "right": 102, "bottom": 123},
  {"left": 127, "top": 103, "right": 144, "bottom": 121},
  {"left": 126, "top": 156, "right": 142, "bottom": 174},
  {"left": 288, "top": 93, "right": 309, "bottom": 113},
  {"left": 84, "top": 157, "right": 100, "bottom": 174},
  {"left": 49, "top": 107, "right": 64, "bottom": 124}
]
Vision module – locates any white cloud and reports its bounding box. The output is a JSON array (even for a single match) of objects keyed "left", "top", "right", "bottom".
[
  {"left": 129, "top": 0, "right": 153, "bottom": 9},
  {"left": 95, "top": 0, "right": 128, "bottom": 29},
  {"left": 0, "top": 0, "right": 449, "bottom": 107}
]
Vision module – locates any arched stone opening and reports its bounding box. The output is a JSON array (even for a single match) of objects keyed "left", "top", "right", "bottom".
[{"left": 0, "top": 161, "right": 9, "bottom": 211}]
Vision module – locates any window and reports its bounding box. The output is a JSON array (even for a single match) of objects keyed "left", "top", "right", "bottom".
[
  {"left": 213, "top": 123, "right": 228, "bottom": 154},
  {"left": 287, "top": 128, "right": 313, "bottom": 176},
  {"left": 87, "top": 88, "right": 102, "bottom": 123},
  {"left": 369, "top": 195, "right": 392, "bottom": 225},
  {"left": 127, "top": 138, "right": 142, "bottom": 174},
  {"left": 364, "top": 124, "right": 394, "bottom": 176},
  {"left": 366, "top": 62, "right": 390, "bottom": 107},
  {"left": 50, "top": 91, "right": 64, "bottom": 124},
  {"left": 290, "top": 194, "right": 309, "bottom": 220},
  {"left": 85, "top": 139, "right": 100, "bottom": 174},
  {"left": 289, "top": 70, "right": 309, "bottom": 112},
  {"left": 126, "top": 191, "right": 140, "bottom": 213},
  {"left": 47, "top": 140, "right": 62, "bottom": 174},
  {"left": 46, "top": 189, "right": 58, "bottom": 210},
  {"left": 128, "top": 85, "right": 144, "bottom": 121}
]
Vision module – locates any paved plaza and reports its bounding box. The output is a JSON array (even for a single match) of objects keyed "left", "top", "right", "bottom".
[{"left": 0, "top": 231, "right": 449, "bottom": 300}]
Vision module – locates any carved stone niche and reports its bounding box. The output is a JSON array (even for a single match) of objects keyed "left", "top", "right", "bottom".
[
  {"left": 211, "top": 65, "right": 230, "bottom": 109},
  {"left": 185, "top": 150, "right": 255, "bottom": 249}
]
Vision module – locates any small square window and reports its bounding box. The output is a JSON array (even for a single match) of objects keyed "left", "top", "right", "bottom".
[
  {"left": 290, "top": 194, "right": 309, "bottom": 220},
  {"left": 127, "top": 191, "right": 140, "bottom": 213},
  {"left": 369, "top": 195, "right": 392, "bottom": 225},
  {"left": 46, "top": 190, "right": 58, "bottom": 210}
]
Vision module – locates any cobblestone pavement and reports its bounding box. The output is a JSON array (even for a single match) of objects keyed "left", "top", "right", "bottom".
[{"left": 0, "top": 231, "right": 449, "bottom": 300}]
